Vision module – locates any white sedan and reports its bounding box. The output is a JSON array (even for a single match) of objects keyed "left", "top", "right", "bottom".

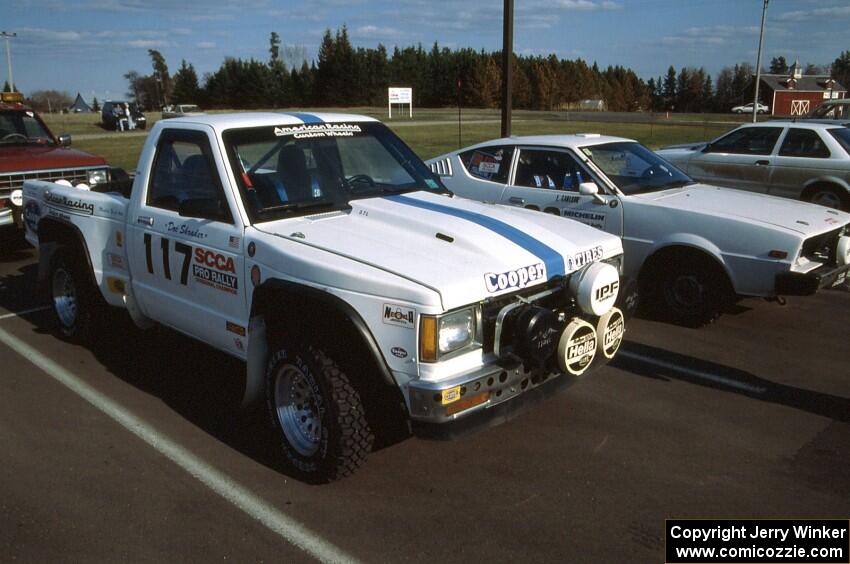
[
  {"left": 427, "top": 134, "right": 850, "bottom": 326},
  {"left": 731, "top": 102, "right": 768, "bottom": 114}
]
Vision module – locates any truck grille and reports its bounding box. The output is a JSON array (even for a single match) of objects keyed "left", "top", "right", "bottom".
[
  {"left": 800, "top": 227, "right": 843, "bottom": 265},
  {"left": 0, "top": 167, "right": 102, "bottom": 199}
]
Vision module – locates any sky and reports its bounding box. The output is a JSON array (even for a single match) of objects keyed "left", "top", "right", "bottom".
[{"left": 4, "top": 0, "right": 850, "bottom": 103}]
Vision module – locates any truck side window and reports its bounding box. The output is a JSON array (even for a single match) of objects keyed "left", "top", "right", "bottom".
[
  {"left": 459, "top": 146, "right": 513, "bottom": 183},
  {"left": 148, "top": 135, "right": 232, "bottom": 222},
  {"left": 514, "top": 149, "right": 590, "bottom": 191}
]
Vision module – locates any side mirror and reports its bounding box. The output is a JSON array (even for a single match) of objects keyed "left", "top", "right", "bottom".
[
  {"left": 58, "top": 133, "right": 71, "bottom": 147},
  {"left": 701, "top": 143, "right": 713, "bottom": 153},
  {"left": 579, "top": 181, "right": 607, "bottom": 205}
]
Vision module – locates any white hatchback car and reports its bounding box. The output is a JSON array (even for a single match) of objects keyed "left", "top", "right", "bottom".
[{"left": 427, "top": 135, "right": 850, "bottom": 326}]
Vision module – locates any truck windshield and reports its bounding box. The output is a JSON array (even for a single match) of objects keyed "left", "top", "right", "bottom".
[
  {"left": 224, "top": 121, "right": 447, "bottom": 222},
  {"left": 0, "top": 110, "right": 55, "bottom": 145},
  {"left": 580, "top": 141, "right": 694, "bottom": 195}
]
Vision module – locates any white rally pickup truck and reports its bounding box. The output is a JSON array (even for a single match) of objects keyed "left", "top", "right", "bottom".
[{"left": 23, "top": 112, "right": 626, "bottom": 481}]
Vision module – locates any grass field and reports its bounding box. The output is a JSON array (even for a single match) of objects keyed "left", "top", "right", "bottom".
[{"left": 40, "top": 108, "right": 741, "bottom": 172}]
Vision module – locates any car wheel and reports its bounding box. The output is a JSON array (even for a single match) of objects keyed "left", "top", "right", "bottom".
[
  {"left": 265, "top": 339, "right": 373, "bottom": 482},
  {"left": 50, "top": 246, "right": 103, "bottom": 341},
  {"left": 808, "top": 186, "right": 849, "bottom": 211},
  {"left": 643, "top": 254, "right": 731, "bottom": 328}
]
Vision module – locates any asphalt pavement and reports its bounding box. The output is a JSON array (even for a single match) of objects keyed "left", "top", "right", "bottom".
[{"left": 1, "top": 236, "right": 848, "bottom": 563}]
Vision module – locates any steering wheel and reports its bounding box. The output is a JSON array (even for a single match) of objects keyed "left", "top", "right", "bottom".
[
  {"left": 1, "top": 133, "right": 28, "bottom": 142},
  {"left": 346, "top": 174, "right": 376, "bottom": 191},
  {"left": 641, "top": 163, "right": 672, "bottom": 180}
]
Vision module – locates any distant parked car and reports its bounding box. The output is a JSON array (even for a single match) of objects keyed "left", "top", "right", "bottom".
[
  {"left": 161, "top": 104, "right": 204, "bottom": 119},
  {"left": 656, "top": 122, "right": 850, "bottom": 210},
  {"left": 427, "top": 134, "right": 850, "bottom": 326},
  {"left": 101, "top": 100, "right": 147, "bottom": 131},
  {"left": 732, "top": 102, "right": 768, "bottom": 114},
  {"left": 804, "top": 99, "right": 850, "bottom": 126}
]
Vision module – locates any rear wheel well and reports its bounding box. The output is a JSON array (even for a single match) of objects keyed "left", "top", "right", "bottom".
[
  {"left": 801, "top": 182, "right": 850, "bottom": 210},
  {"left": 36, "top": 219, "right": 97, "bottom": 290},
  {"left": 640, "top": 245, "right": 733, "bottom": 292}
]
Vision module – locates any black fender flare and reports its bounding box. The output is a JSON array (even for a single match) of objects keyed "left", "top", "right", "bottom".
[
  {"left": 35, "top": 218, "right": 99, "bottom": 295},
  {"left": 243, "top": 278, "right": 398, "bottom": 407}
]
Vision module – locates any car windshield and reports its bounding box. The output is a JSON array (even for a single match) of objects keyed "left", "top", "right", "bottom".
[
  {"left": 828, "top": 128, "right": 850, "bottom": 156},
  {"left": 180, "top": 105, "right": 200, "bottom": 112},
  {"left": 224, "top": 121, "right": 448, "bottom": 222},
  {"left": 580, "top": 141, "right": 693, "bottom": 195},
  {"left": 809, "top": 102, "right": 849, "bottom": 120},
  {"left": 0, "top": 110, "right": 55, "bottom": 145}
]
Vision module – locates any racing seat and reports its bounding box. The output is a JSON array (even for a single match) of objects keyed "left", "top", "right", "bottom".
[{"left": 277, "top": 145, "right": 314, "bottom": 202}]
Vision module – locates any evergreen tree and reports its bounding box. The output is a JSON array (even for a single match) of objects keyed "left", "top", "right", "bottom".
[
  {"left": 172, "top": 59, "right": 201, "bottom": 104},
  {"left": 92, "top": 97, "right": 100, "bottom": 111},
  {"left": 662, "top": 66, "right": 677, "bottom": 110},
  {"left": 831, "top": 50, "right": 850, "bottom": 91},
  {"left": 148, "top": 49, "right": 172, "bottom": 105},
  {"left": 769, "top": 56, "right": 788, "bottom": 74}
]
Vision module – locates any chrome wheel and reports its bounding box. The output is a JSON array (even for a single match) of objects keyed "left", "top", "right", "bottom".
[
  {"left": 810, "top": 190, "right": 842, "bottom": 209},
  {"left": 52, "top": 266, "right": 78, "bottom": 329},
  {"left": 274, "top": 364, "right": 321, "bottom": 457}
]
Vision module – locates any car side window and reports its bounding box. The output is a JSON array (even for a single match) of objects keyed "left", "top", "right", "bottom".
[
  {"left": 147, "top": 133, "right": 232, "bottom": 222},
  {"left": 459, "top": 146, "right": 513, "bottom": 183},
  {"left": 513, "top": 149, "right": 590, "bottom": 191},
  {"left": 778, "top": 128, "right": 831, "bottom": 159},
  {"left": 710, "top": 127, "right": 783, "bottom": 155}
]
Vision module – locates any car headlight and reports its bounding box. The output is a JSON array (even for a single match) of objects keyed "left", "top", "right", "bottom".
[
  {"left": 420, "top": 307, "right": 478, "bottom": 362},
  {"left": 87, "top": 169, "right": 108, "bottom": 186}
]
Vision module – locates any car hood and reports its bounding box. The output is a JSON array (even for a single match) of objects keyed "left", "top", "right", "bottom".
[
  {"left": 0, "top": 145, "right": 107, "bottom": 173},
  {"left": 632, "top": 184, "right": 850, "bottom": 236},
  {"left": 259, "top": 191, "right": 623, "bottom": 310}
]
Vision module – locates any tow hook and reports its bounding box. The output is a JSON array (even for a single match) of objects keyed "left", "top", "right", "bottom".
[{"left": 766, "top": 296, "right": 787, "bottom": 306}]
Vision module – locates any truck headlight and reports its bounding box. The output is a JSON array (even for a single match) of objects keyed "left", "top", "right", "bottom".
[
  {"left": 420, "top": 307, "right": 478, "bottom": 362},
  {"left": 87, "top": 169, "right": 108, "bottom": 186}
]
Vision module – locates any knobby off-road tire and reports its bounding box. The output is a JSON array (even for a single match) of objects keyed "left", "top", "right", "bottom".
[
  {"left": 49, "top": 246, "right": 105, "bottom": 342},
  {"left": 265, "top": 340, "right": 374, "bottom": 482},
  {"left": 643, "top": 255, "right": 732, "bottom": 328}
]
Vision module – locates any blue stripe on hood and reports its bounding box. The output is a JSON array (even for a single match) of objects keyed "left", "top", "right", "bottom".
[
  {"left": 384, "top": 194, "right": 566, "bottom": 277},
  {"left": 282, "top": 112, "right": 324, "bottom": 124}
]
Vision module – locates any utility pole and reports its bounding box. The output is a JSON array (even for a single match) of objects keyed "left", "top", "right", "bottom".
[
  {"left": 752, "top": 0, "right": 768, "bottom": 123},
  {"left": 1, "top": 32, "right": 16, "bottom": 92},
  {"left": 500, "top": 0, "right": 514, "bottom": 138}
]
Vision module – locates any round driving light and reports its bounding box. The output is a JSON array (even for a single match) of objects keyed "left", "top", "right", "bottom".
[
  {"left": 569, "top": 261, "right": 620, "bottom": 316},
  {"left": 10, "top": 190, "right": 23, "bottom": 207},
  {"left": 837, "top": 236, "right": 850, "bottom": 266},
  {"left": 557, "top": 318, "right": 597, "bottom": 376},
  {"left": 595, "top": 307, "right": 625, "bottom": 359}
]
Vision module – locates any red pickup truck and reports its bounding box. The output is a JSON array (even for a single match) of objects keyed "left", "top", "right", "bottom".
[{"left": 1, "top": 92, "right": 111, "bottom": 230}]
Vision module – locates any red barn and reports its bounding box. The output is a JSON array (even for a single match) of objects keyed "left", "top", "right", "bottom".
[{"left": 759, "top": 61, "right": 846, "bottom": 117}]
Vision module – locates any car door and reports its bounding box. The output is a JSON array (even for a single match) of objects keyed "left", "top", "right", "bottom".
[
  {"left": 768, "top": 127, "right": 833, "bottom": 199},
  {"left": 500, "top": 146, "right": 623, "bottom": 237},
  {"left": 126, "top": 127, "right": 248, "bottom": 356},
  {"left": 687, "top": 126, "right": 784, "bottom": 193},
  {"left": 451, "top": 145, "right": 515, "bottom": 203}
]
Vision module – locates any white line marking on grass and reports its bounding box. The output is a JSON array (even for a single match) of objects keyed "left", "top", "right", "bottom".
[
  {"left": 618, "top": 349, "right": 767, "bottom": 395},
  {"left": 0, "top": 306, "right": 50, "bottom": 321},
  {"left": 0, "top": 325, "right": 360, "bottom": 564}
]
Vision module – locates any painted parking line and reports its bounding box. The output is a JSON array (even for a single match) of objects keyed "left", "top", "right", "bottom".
[
  {"left": 0, "top": 306, "right": 50, "bottom": 321},
  {"left": 617, "top": 349, "right": 768, "bottom": 395},
  {"left": 0, "top": 325, "right": 360, "bottom": 564}
]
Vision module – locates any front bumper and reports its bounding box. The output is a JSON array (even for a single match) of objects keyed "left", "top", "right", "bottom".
[
  {"left": 0, "top": 207, "right": 13, "bottom": 227},
  {"left": 408, "top": 355, "right": 607, "bottom": 440},
  {"left": 776, "top": 263, "right": 850, "bottom": 295}
]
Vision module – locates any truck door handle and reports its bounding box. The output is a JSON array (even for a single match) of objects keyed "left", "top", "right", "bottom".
[
  {"left": 755, "top": 160, "right": 769, "bottom": 166},
  {"left": 508, "top": 197, "right": 525, "bottom": 205},
  {"left": 136, "top": 216, "right": 154, "bottom": 226}
]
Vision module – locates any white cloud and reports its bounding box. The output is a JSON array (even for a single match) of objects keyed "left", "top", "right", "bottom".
[
  {"left": 776, "top": 5, "right": 850, "bottom": 22},
  {"left": 351, "top": 25, "right": 407, "bottom": 40},
  {"left": 196, "top": 41, "right": 216, "bottom": 49}
]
